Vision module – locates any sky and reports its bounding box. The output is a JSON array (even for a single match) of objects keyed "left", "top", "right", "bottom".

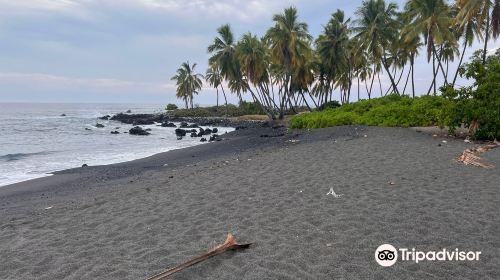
[{"left": 0, "top": 0, "right": 498, "bottom": 105}]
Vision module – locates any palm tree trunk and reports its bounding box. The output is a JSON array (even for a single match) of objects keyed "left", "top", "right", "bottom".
[
  {"left": 220, "top": 85, "right": 228, "bottom": 116},
  {"left": 381, "top": 53, "right": 400, "bottom": 95},
  {"left": 433, "top": 51, "right": 437, "bottom": 95},
  {"left": 411, "top": 56, "right": 415, "bottom": 98},
  {"left": 403, "top": 66, "right": 411, "bottom": 96},
  {"left": 300, "top": 92, "right": 312, "bottom": 112},
  {"left": 216, "top": 87, "right": 219, "bottom": 110},
  {"left": 433, "top": 44, "right": 448, "bottom": 84},
  {"left": 357, "top": 77, "right": 360, "bottom": 101},
  {"left": 452, "top": 41, "right": 468, "bottom": 87},
  {"left": 369, "top": 68, "right": 375, "bottom": 99},
  {"left": 482, "top": 11, "right": 491, "bottom": 64},
  {"left": 378, "top": 72, "right": 383, "bottom": 97}
]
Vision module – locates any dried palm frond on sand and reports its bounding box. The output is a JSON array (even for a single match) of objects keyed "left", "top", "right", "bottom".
[
  {"left": 457, "top": 142, "right": 499, "bottom": 169},
  {"left": 147, "top": 234, "right": 251, "bottom": 280}
]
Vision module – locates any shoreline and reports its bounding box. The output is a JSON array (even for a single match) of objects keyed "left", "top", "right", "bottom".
[
  {"left": 1, "top": 126, "right": 499, "bottom": 279},
  {"left": 0, "top": 114, "right": 264, "bottom": 189}
]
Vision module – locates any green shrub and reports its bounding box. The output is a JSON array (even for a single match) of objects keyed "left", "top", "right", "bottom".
[
  {"left": 166, "top": 103, "right": 178, "bottom": 110},
  {"left": 290, "top": 94, "right": 449, "bottom": 129},
  {"left": 441, "top": 50, "right": 500, "bottom": 140}
]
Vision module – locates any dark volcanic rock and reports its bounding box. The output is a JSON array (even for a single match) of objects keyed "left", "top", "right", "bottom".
[
  {"left": 85, "top": 128, "right": 92, "bottom": 131},
  {"left": 81, "top": 164, "right": 88, "bottom": 167},
  {"left": 190, "top": 132, "right": 198, "bottom": 137},
  {"left": 126, "top": 110, "right": 132, "bottom": 113},
  {"left": 110, "top": 131, "right": 120, "bottom": 134},
  {"left": 209, "top": 134, "right": 219, "bottom": 142},
  {"left": 212, "top": 128, "right": 218, "bottom": 133},
  {"left": 161, "top": 122, "right": 176, "bottom": 127},
  {"left": 175, "top": 129, "right": 187, "bottom": 137},
  {"left": 203, "top": 128, "right": 212, "bottom": 135},
  {"left": 129, "top": 126, "right": 150, "bottom": 136},
  {"left": 95, "top": 123, "right": 105, "bottom": 128},
  {"left": 60, "top": 114, "right": 66, "bottom": 117},
  {"left": 177, "top": 136, "right": 183, "bottom": 140},
  {"left": 145, "top": 128, "right": 152, "bottom": 131},
  {"left": 99, "top": 115, "right": 111, "bottom": 120},
  {"left": 111, "top": 113, "right": 166, "bottom": 125},
  {"left": 235, "top": 126, "right": 247, "bottom": 130},
  {"left": 260, "top": 133, "right": 285, "bottom": 138},
  {"left": 179, "top": 122, "right": 189, "bottom": 128},
  {"left": 133, "top": 120, "right": 155, "bottom": 126},
  {"left": 200, "top": 138, "right": 207, "bottom": 142}
]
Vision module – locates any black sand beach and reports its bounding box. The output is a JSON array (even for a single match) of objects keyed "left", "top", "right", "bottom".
[{"left": 0, "top": 126, "right": 499, "bottom": 279}]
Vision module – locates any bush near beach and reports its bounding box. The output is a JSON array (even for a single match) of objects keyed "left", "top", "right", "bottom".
[
  {"left": 441, "top": 50, "right": 500, "bottom": 140},
  {"left": 290, "top": 95, "right": 450, "bottom": 129}
]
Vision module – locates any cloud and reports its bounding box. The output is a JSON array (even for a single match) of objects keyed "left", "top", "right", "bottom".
[{"left": 0, "top": 72, "right": 175, "bottom": 93}]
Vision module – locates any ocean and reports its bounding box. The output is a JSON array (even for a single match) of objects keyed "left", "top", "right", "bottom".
[{"left": 0, "top": 103, "right": 234, "bottom": 187}]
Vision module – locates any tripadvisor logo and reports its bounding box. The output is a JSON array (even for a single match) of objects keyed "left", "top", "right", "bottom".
[{"left": 375, "top": 244, "right": 481, "bottom": 267}]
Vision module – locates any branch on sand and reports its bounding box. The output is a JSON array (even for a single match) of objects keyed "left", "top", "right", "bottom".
[
  {"left": 147, "top": 234, "right": 252, "bottom": 280},
  {"left": 457, "top": 143, "right": 499, "bottom": 169}
]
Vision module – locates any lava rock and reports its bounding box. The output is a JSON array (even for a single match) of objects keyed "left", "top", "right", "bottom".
[
  {"left": 132, "top": 120, "right": 155, "bottom": 125},
  {"left": 129, "top": 126, "right": 150, "bottom": 135},
  {"left": 212, "top": 128, "right": 218, "bottom": 133},
  {"left": 200, "top": 138, "right": 207, "bottom": 142},
  {"left": 60, "top": 114, "right": 66, "bottom": 117},
  {"left": 85, "top": 128, "right": 92, "bottom": 131},
  {"left": 177, "top": 136, "right": 183, "bottom": 140},
  {"left": 235, "top": 126, "right": 247, "bottom": 130},
  {"left": 179, "top": 122, "right": 189, "bottom": 128},
  {"left": 209, "top": 134, "right": 219, "bottom": 142},
  {"left": 126, "top": 110, "right": 132, "bottom": 113},
  {"left": 161, "top": 122, "right": 176, "bottom": 127},
  {"left": 175, "top": 128, "right": 187, "bottom": 137},
  {"left": 95, "top": 123, "right": 105, "bottom": 128},
  {"left": 190, "top": 132, "right": 198, "bottom": 137},
  {"left": 82, "top": 164, "right": 88, "bottom": 167},
  {"left": 110, "top": 131, "right": 120, "bottom": 134},
  {"left": 99, "top": 115, "right": 111, "bottom": 120}
]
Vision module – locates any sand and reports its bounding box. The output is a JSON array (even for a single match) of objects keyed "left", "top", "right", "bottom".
[{"left": 0, "top": 126, "right": 499, "bottom": 279}]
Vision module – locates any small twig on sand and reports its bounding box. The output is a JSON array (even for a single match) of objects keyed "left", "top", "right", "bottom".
[
  {"left": 457, "top": 143, "right": 498, "bottom": 169},
  {"left": 147, "top": 234, "right": 251, "bottom": 280}
]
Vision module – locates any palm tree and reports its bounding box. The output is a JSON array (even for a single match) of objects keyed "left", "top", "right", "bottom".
[
  {"left": 207, "top": 24, "right": 243, "bottom": 104},
  {"left": 404, "top": 0, "right": 455, "bottom": 94},
  {"left": 316, "top": 9, "right": 350, "bottom": 104},
  {"left": 456, "top": 0, "right": 500, "bottom": 64},
  {"left": 171, "top": 62, "right": 203, "bottom": 109},
  {"left": 353, "top": 0, "right": 401, "bottom": 95},
  {"left": 205, "top": 66, "right": 226, "bottom": 110},
  {"left": 236, "top": 33, "right": 277, "bottom": 118},
  {"left": 265, "top": 6, "right": 313, "bottom": 118}
]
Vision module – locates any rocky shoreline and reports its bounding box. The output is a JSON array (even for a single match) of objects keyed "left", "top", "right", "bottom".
[{"left": 107, "top": 112, "right": 265, "bottom": 129}]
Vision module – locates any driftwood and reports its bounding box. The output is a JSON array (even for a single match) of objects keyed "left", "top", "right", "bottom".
[
  {"left": 147, "top": 234, "right": 251, "bottom": 280},
  {"left": 457, "top": 143, "right": 498, "bottom": 169}
]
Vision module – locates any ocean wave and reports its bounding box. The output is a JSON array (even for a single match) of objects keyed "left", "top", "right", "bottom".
[{"left": 0, "top": 151, "right": 52, "bottom": 162}]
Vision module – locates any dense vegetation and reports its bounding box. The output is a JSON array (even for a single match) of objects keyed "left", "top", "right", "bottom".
[
  {"left": 290, "top": 95, "right": 450, "bottom": 129},
  {"left": 442, "top": 50, "right": 500, "bottom": 140},
  {"left": 292, "top": 50, "right": 500, "bottom": 140}
]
